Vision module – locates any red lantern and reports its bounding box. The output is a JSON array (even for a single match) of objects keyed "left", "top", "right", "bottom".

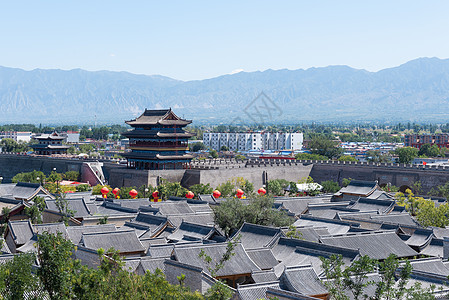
[
  {"left": 112, "top": 188, "right": 120, "bottom": 198},
  {"left": 129, "top": 189, "right": 138, "bottom": 199},
  {"left": 186, "top": 191, "right": 194, "bottom": 199},
  {"left": 423, "top": 161, "right": 427, "bottom": 166},
  {"left": 258, "top": 187, "right": 266, "bottom": 195},
  {"left": 152, "top": 190, "right": 159, "bottom": 202},
  {"left": 236, "top": 189, "right": 244, "bottom": 199},
  {"left": 100, "top": 186, "right": 109, "bottom": 198},
  {"left": 213, "top": 190, "right": 221, "bottom": 199}
]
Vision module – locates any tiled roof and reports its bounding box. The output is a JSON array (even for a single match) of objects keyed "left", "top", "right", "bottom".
[
  {"left": 251, "top": 270, "right": 278, "bottom": 283},
  {"left": 147, "top": 244, "right": 174, "bottom": 258},
  {"left": 409, "top": 257, "right": 449, "bottom": 277},
  {"left": 405, "top": 228, "right": 434, "bottom": 251},
  {"left": 347, "top": 197, "right": 395, "bottom": 214},
  {"left": 82, "top": 230, "right": 145, "bottom": 254},
  {"left": 34, "top": 223, "right": 69, "bottom": 239},
  {"left": 174, "top": 243, "right": 260, "bottom": 277},
  {"left": 279, "top": 265, "right": 327, "bottom": 296},
  {"left": 320, "top": 231, "right": 418, "bottom": 259},
  {"left": 8, "top": 220, "right": 34, "bottom": 245},
  {"left": 336, "top": 180, "right": 378, "bottom": 196},
  {"left": 275, "top": 196, "right": 327, "bottom": 216},
  {"left": 167, "top": 221, "right": 217, "bottom": 242},
  {"left": 233, "top": 223, "right": 283, "bottom": 250},
  {"left": 237, "top": 281, "right": 281, "bottom": 300},
  {"left": 294, "top": 215, "right": 358, "bottom": 235},
  {"left": 46, "top": 198, "right": 91, "bottom": 218},
  {"left": 246, "top": 248, "right": 279, "bottom": 270},
  {"left": 66, "top": 224, "right": 117, "bottom": 245}
]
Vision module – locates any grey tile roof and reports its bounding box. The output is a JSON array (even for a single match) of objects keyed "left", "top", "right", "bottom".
[
  {"left": 432, "top": 227, "right": 449, "bottom": 239},
  {"left": 233, "top": 223, "right": 283, "bottom": 250},
  {"left": 275, "top": 197, "right": 327, "bottom": 216},
  {"left": 246, "top": 248, "right": 279, "bottom": 270},
  {"left": 198, "top": 194, "right": 217, "bottom": 204},
  {"left": 150, "top": 201, "right": 194, "bottom": 215},
  {"left": 409, "top": 257, "right": 449, "bottom": 277},
  {"left": 46, "top": 198, "right": 91, "bottom": 218},
  {"left": 279, "top": 265, "right": 327, "bottom": 296},
  {"left": 320, "top": 231, "right": 418, "bottom": 259},
  {"left": 293, "top": 215, "right": 358, "bottom": 235},
  {"left": 81, "top": 229, "right": 145, "bottom": 254},
  {"left": 167, "top": 221, "right": 217, "bottom": 242},
  {"left": 237, "top": 281, "right": 280, "bottom": 300},
  {"left": 336, "top": 180, "right": 378, "bottom": 196},
  {"left": 8, "top": 220, "right": 34, "bottom": 245},
  {"left": 287, "top": 226, "right": 330, "bottom": 242},
  {"left": 0, "top": 254, "right": 15, "bottom": 264},
  {"left": 174, "top": 243, "right": 260, "bottom": 277},
  {"left": 125, "top": 212, "right": 170, "bottom": 238},
  {"left": 271, "top": 237, "right": 359, "bottom": 277},
  {"left": 266, "top": 287, "right": 321, "bottom": 300},
  {"left": 405, "top": 228, "right": 434, "bottom": 251},
  {"left": 34, "top": 223, "right": 69, "bottom": 239},
  {"left": 66, "top": 224, "right": 117, "bottom": 245},
  {"left": 251, "top": 270, "right": 278, "bottom": 283},
  {"left": 138, "top": 257, "right": 166, "bottom": 274},
  {"left": 347, "top": 197, "right": 395, "bottom": 214},
  {"left": 339, "top": 212, "right": 420, "bottom": 227},
  {"left": 167, "top": 212, "right": 215, "bottom": 227},
  {"left": 419, "top": 238, "right": 443, "bottom": 257},
  {"left": 188, "top": 204, "right": 213, "bottom": 213},
  {"left": 147, "top": 244, "right": 174, "bottom": 258},
  {"left": 1, "top": 238, "right": 11, "bottom": 254},
  {"left": 12, "top": 182, "right": 53, "bottom": 200}
]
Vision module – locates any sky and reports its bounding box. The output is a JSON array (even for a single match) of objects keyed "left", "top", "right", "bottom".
[{"left": 1, "top": 1, "right": 449, "bottom": 81}]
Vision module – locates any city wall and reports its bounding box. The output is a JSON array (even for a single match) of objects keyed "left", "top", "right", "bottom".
[{"left": 2, "top": 154, "right": 449, "bottom": 194}]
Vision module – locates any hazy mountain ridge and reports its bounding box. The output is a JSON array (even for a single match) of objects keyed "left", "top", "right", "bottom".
[{"left": 1, "top": 57, "right": 449, "bottom": 124}]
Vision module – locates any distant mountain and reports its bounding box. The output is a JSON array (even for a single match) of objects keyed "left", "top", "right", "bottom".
[{"left": 1, "top": 57, "right": 449, "bottom": 124}]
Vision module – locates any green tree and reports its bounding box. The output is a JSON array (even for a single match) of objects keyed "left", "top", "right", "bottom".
[
  {"left": 54, "top": 193, "right": 75, "bottom": 225},
  {"left": 366, "top": 150, "right": 391, "bottom": 163},
  {"left": 12, "top": 170, "right": 45, "bottom": 184},
  {"left": 266, "top": 179, "right": 284, "bottom": 196},
  {"left": 429, "top": 182, "right": 449, "bottom": 200},
  {"left": 295, "top": 153, "right": 328, "bottom": 160},
  {"left": 189, "top": 142, "right": 206, "bottom": 152},
  {"left": 418, "top": 144, "right": 441, "bottom": 157},
  {"left": 342, "top": 178, "right": 353, "bottom": 187},
  {"left": 212, "top": 196, "right": 292, "bottom": 237},
  {"left": 210, "top": 149, "right": 218, "bottom": 159},
  {"left": 64, "top": 171, "right": 80, "bottom": 181},
  {"left": 37, "top": 232, "right": 76, "bottom": 299},
  {"left": 0, "top": 252, "right": 41, "bottom": 300},
  {"left": 25, "top": 196, "right": 46, "bottom": 224},
  {"left": 216, "top": 180, "right": 235, "bottom": 198},
  {"left": 337, "top": 155, "right": 358, "bottom": 162},
  {"left": 190, "top": 183, "right": 214, "bottom": 197},
  {"left": 308, "top": 135, "right": 343, "bottom": 159},
  {"left": 321, "top": 180, "right": 341, "bottom": 193},
  {"left": 220, "top": 145, "right": 229, "bottom": 151},
  {"left": 158, "top": 182, "right": 188, "bottom": 200},
  {"left": 395, "top": 147, "right": 419, "bottom": 164}
]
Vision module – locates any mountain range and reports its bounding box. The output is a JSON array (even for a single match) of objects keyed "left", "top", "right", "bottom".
[{"left": 1, "top": 57, "right": 449, "bottom": 124}]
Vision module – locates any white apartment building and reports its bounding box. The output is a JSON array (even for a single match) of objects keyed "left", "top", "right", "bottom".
[
  {"left": 0, "top": 131, "right": 32, "bottom": 143},
  {"left": 203, "top": 132, "right": 303, "bottom": 151}
]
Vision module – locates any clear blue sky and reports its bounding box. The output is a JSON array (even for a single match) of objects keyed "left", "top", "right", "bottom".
[{"left": 1, "top": 1, "right": 448, "bottom": 81}]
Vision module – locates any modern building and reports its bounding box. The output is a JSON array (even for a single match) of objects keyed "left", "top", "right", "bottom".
[
  {"left": 404, "top": 134, "right": 449, "bottom": 149},
  {"left": 0, "top": 131, "right": 32, "bottom": 143},
  {"left": 30, "top": 132, "right": 70, "bottom": 155},
  {"left": 203, "top": 132, "right": 303, "bottom": 151},
  {"left": 122, "top": 108, "right": 194, "bottom": 170},
  {"left": 62, "top": 131, "right": 80, "bottom": 144}
]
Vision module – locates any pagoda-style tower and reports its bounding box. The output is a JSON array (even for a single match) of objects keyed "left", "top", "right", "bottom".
[
  {"left": 31, "top": 131, "right": 70, "bottom": 155},
  {"left": 123, "top": 108, "right": 194, "bottom": 170}
]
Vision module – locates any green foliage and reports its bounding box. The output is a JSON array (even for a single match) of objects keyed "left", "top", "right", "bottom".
[
  {"left": 190, "top": 183, "right": 214, "bottom": 197},
  {"left": 321, "top": 180, "right": 341, "bottom": 193},
  {"left": 308, "top": 135, "right": 343, "bottom": 159},
  {"left": 12, "top": 170, "right": 45, "bottom": 184},
  {"left": 342, "top": 178, "right": 353, "bottom": 187},
  {"left": 204, "top": 281, "right": 234, "bottom": 300},
  {"left": 0, "top": 138, "right": 30, "bottom": 153},
  {"left": 209, "top": 149, "right": 218, "bottom": 159},
  {"left": 337, "top": 155, "right": 358, "bottom": 162},
  {"left": 366, "top": 150, "right": 392, "bottom": 163},
  {"left": 92, "top": 184, "right": 112, "bottom": 196},
  {"left": 216, "top": 180, "right": 235, "bottom": 198},
  {"left": 381, "top": 184, "right": 399, "bottom": 193},
  {"left": 418, "top": 143, "right": 441, "bottom": 157},
  {"left": 396, "top": 189, "right": 449, "bottom": 228},
  {"left": 234, "top": 154, "right": 246, "bottom": 161},
  {"left": 97, "top": 216, "right": 109, "bottom": 225},
  {"left": 158, "top": 182, "right": 188, "bottom": 200},
  {"left": 285, "top": 225, "right": 303, "bottom": 239},
  {"left": 25, "top": 196, "right": 46, "bottom": 224},
  {"left": 54, "top": 193, "right": 75, "bottom": 225},
  {"left": 220, "top": 145, "right": 229, "bottom": 151},
  {"left": 0, "top": 252, "right": 41, "bottom": 300},
  {"left": 295, "top": 152, "right": 328, "bottom": 160},
  {"left": 189, "top": 142, "right": 206, "bottom": 152},
  {"left": 428, "top": 182, "right": 449, "bottom": 200},
  {"left": 215, "top": 177, "right": 254, "bottom": 198},
  {"left": 76, "top": 184, "right": 90, "bottom": 192},
  {"left": 212, "top": 196, "right": 293, "bottom": 237},
  {"left": 64, "top": 171, "right": 80, "bottom": 181},
  {"left": 320, "top": 254, "right": 436, "bottom": 300},
  {"left": 395, "top": 147, "right": 419, "bottom": 164},
  {"left": 47, "top": 171, "right": 63, "bottom": 183},
  {"left": 78, "top": 143, "right": 96, "bottom": 154},
  {"left": 37, "top": 232, "right": 76, "bottom": 299}
]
